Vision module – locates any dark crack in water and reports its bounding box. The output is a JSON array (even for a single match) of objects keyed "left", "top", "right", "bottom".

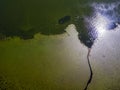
[
  {"left": 0, "top": 1, "right": 120, "bottom": 90},
  {"left": 75, "top": 2, "right": 120, "bottom": 90},
  {"left": 83, "top": 48, "right": 93, "bottom": 90}
]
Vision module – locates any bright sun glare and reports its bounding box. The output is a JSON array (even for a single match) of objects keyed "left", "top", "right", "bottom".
[
  {"left": 88, "top": 3, "right": 120, "bottom": 37},
  {"left": 94, "top": 13, "right": 107, "bottom": 36}
]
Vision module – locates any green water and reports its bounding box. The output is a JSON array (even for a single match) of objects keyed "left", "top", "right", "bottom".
[
  {"left": 0, "top": 34, "right": 88, "bottom": 90},
  {"left": 0, "top": 0, "right": 120, "bottom": 90},
  {"left": 0, "top": 0, "right": 119, "bottom": 37},
  {"left": 0, "top": 0, "right": 91, "bottom": 89},
  {"left": 0, "top": 0, "right": 94, "bottom": 38}
]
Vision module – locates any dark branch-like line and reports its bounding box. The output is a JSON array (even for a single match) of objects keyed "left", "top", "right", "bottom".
[{"left": 84, "top": 48, "right": 93, "bottom": 90}]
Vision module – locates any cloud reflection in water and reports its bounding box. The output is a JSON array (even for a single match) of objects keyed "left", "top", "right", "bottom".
[{"left": 86, "top": 2, "right": 120, "bottom": 39}]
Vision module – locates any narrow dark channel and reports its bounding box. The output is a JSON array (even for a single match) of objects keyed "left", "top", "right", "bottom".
[{"left": 84, "top": 48, "right": 93, "bottom": 90}]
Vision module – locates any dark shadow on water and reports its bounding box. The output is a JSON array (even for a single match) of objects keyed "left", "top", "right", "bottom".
[{"left": 58, "top": 16, "right": 71, "bottom": 24}]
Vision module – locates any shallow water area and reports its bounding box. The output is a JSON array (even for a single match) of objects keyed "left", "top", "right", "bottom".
[
  {"left": 0, "top": 25, "right": 90, "bottom": 90},
  {"left": 0, "top": 0, "right": 120, "bottom": 90}
]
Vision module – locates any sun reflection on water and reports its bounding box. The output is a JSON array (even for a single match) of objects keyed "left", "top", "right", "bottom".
[
  {"left": 92, "top": 13, "right": 107, "bottom": 37},
  {"left": 86, "top": 2, "right": 120, "bottom": 38}
]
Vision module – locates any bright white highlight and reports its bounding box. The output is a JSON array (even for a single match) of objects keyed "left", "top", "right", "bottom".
[
  {"left": 88, "top": 3, "right": 120, "bottom": 37},
  {"left": 92, "top": 13, "right": 108, "bottom": 36}
]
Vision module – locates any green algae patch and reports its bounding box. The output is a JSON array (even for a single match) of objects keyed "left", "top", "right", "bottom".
[
  {"left": 0, "top": 34, "right": 86, "bottom": 90},
  {"left": 0, "top": 0, "right": 93, "bottom": 39}
]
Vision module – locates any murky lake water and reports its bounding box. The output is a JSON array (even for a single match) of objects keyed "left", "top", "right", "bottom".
[
  {"left": 0, "top": 28, "right": 89, "bottom": 90},
  {"left": 0, "top": 0, "right": 120, "bottom": 90}
]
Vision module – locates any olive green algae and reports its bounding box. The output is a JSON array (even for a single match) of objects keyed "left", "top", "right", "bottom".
[{"left": 0, "top": 32, "right": 89, "bottom": 90}]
